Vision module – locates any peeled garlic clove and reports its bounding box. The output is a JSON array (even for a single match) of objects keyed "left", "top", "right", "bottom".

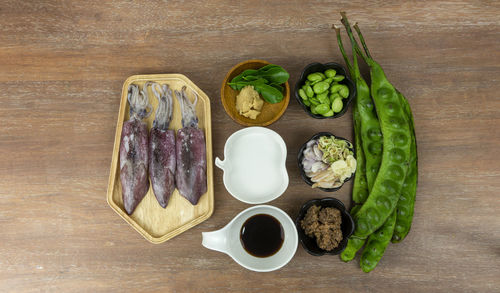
[
  {"left": 346, "top": 155, "right": 357, "bottom": 172},
  {"left": 331, "top": 159, "right": 348, "bottom": 171}
]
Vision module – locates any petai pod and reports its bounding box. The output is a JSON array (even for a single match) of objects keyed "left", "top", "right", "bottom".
[
  {"left": 334, "top": 25, "right": 370, "bottom": 205},
  {"left": 360, "top": 209, "right": 397, "bottom": 272},
  {"left": 341, "top": 205, "right": 367, "bottom": 262},
  {"left": 357, "top": 76, "right": 383, "bottom": 191},
  {"left": 335, "top": 25, "right": 382, "bottom": 193},
  {"left": 334, "top": 25, "right": 369, "bottom": 262},
  {"left": 340, "top": 105, "right": 369, "bottom": 262},
  {"left": 352, "top": 104, "right": 370, "bottom": 204},
  {"left": 340, "top": 203, "right": 367, "bottom": 262},
  {"left": 342, "top": 14, "right": 411, "bottom": 239},
  {"left": 340, "top": 106, "right": 369, "bottom": 262},
  {"left": 392, "top": 91, "right": 418, "bottom": 242}
]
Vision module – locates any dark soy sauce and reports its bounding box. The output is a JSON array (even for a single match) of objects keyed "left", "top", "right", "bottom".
[{"left": 240, "top": 214, "right": 284, "bottom": 258}]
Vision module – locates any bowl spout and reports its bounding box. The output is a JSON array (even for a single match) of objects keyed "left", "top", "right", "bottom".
[{"left": 202, "top": 226, "right": 230, "bottom": 254}]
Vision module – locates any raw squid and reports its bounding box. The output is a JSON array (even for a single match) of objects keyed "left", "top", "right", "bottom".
[
  {"left": 148, "top": 82, "right": 176, "bottom": 208},
  {"left": 120, "top": 84, "right": 152, "bottom": 215},
  {"left": 174, "top": 86, "right": 207, "bottom": 205}
]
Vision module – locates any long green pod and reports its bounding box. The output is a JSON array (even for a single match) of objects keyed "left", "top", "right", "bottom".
[
  {"left": 353, "top": 21, "right": 418, "bottom": 242},
  {"left": 352, "top": 105, "right": 370, "bottom": 205},
  {"left": 334, "top": 26, "right": 369, "bottom": 204},
  {"left": 357, "top": 79, "right": 383, "bottom": 192},
  {"left": 352, "top": 106, "right": 370, "bottom": 204},
  {"left": 341, "top": 13, "right": 411, "bottom": 238},
  {"left": 392, "top": 92, "right": 418, "bottom": 242},
  {"left": 335, "top": 25, "right": 382, "bottom": 194},
  {"left": 339, "top": 25, "right": 382, "bottom": 192},
  {"left": 341, "top": 106, "right": 369, "bottom": 262},
  {"left": 335, "top": 25, "right": 369, "bottom": 262},
  {"left": 335, "top": 28, "right": 381, "bottom": 197},
  {"left": 360, "top": 209, "right": 397, "bottom": 272},
  {"left": 341, "top": 205, "right": 367, "bottom": 262},
  {"left": 352, "top": 22, "right": 419, "bottom": 243},
  {"left": 341, "top": 236, "right": 366, "bottom": 262}
]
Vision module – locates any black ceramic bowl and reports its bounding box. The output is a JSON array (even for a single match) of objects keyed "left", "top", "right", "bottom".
[
  {"left": 294, "top": 62, "right": 356, "bottom": 119},
  {"left": 295, "top": 197, "right": 355, "bottom": 256},
  {"left": 297, "top": 132, "right": 356, "bottom": 192}
]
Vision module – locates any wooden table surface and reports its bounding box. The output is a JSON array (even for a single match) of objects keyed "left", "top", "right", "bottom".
[{"left": 1, "top": 1, "right": 499, "bottom": 292}]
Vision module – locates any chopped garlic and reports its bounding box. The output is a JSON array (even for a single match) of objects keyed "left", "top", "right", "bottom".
[{"left": 330, "top": 154, "right": 356, "bottom": 183}]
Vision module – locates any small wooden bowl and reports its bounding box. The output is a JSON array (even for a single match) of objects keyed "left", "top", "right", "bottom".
[{"left": 221, "top": 59, "right": 290, "bottom": 127}]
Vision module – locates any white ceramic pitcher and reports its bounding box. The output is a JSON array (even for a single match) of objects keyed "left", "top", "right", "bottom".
[{"left": 202, "top": 205, "right": 298, "bottom": 272}]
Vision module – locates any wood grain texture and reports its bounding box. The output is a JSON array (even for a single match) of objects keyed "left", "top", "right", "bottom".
[{"left": 0, "top": 0, "right": 499, "bottom": 292}]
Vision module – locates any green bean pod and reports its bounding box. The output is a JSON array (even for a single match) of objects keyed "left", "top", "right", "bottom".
[
  {"left": 360, "top": 209, "right": 397, "bottom": 272},
  {"left": 335, "top": 26, "right": 369, "bottom": 262},
  {"left": 342, "top": 14, "right": 411, "bottom": 239},
  {"left": 352, "top": 104, "right": 369, "bottom": 204},
  {"left": 341, "top": 196, "right": 367, "bottom": 262},
  {"left": 334, "top": 22, "right": 382, "bottom": 200},
  {"left": 392, "top": 92, "right": 418, "bottom": 243},
  {"left": 340, "top": 104, "right": 369, "bottom": 262},
  {"left": 357, "top": 76, "right": 383, "bottom": 192}
]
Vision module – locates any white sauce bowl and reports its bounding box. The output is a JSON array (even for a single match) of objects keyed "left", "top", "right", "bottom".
[{"left": 215, "top": 127, "right": 289, "bottom": 204}]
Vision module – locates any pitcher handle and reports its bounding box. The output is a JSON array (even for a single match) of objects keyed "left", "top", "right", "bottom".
[
  {"left": 202, "top": 226, "right": 229, "bottom": 254},
  {"left": 215, "top": 157, "right": 225, "bottom": 170}
]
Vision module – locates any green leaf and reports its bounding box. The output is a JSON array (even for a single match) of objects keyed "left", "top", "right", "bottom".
[
  {"left": 257, "top": 64, "right": 280, "bottom": 72},
  {"left": 229, "top": 75, "right": 245, "bottom": 90},
  {"left": 227, "top": 64, "right": 288, "bottom": 97},
  {"left": 230, "top": 69, "right": 258, "bottom": 88},
  {"left": 258, "top": 66, "right": 290, "bottom": 84},
  {"left": 242, "top": 75, "right": 261, "bottom": 81},
  {"left": 240, "top": 69, "right": 258, "bottom": 77},
  {"left": 269, "top": 83, "right": 284, "bottom": 92},
  {"left": 227, "top": 77, "right": 269, "bottom": 91},
  {"left": 253, "top": 83, "right": 284, "bottom": 104}
]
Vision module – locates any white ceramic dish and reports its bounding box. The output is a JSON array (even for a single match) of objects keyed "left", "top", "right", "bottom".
[
  {"left": 215, "top": 127, "right": 289, "bottom": 204},
  {"left": 201, "top": 205, "right": 298, "bottom": 272}
]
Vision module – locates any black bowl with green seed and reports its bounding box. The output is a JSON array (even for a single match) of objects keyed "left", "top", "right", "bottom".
[{"left": 294, "top": 62, "right": 356, "bottom": 119}]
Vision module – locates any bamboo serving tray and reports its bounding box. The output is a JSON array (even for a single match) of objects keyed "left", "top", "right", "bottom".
[{"left": 106, "top": 74, "right": 214, "bottom": 244}]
